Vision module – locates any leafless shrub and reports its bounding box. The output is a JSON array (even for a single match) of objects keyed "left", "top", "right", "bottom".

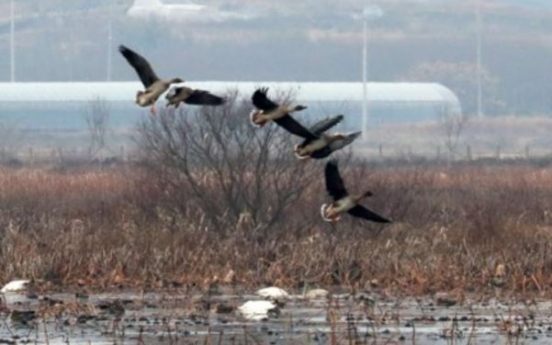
[
  {"left": 84, "top": 97, "right": 111, "bottom": 164},
  {"left": 134, "top": 90, "right": 319, "bottom": 238},
  {"left": 438, "top": 105, "right": 469, "bottom": 162}
]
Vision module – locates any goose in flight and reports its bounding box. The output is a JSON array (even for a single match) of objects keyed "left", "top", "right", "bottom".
[
  {"left": 293, "top": 115, "right": 362, "bottom": 160},
  {"left": 118, "top": 44, "right": 183, "bottom": 115},
  {"left": 250, "top": 87, "right": 308, "bottom": 129},
  {"left": 165, "top": 86, "right": 225, "bottom": 108},
  {"left": 321, "top": 160, "right": 392, "bottom": 224}
]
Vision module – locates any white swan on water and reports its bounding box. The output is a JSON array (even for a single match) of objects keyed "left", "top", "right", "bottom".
[
  {"left": 1, "top": 280, "right": 31, "bottom": 305},
  {"left": 241, "top": 285, "right": 330, "bottom": 321},
  {"left": 1, "top": 280, "right": 30, "bottom": 293},
  {"left": 237, "top": 300, "right": 279, "bottom": 321},
  {"left": 256, "top": 286, "right": 330, "bottom": 300},
  {"left": 304, "top": 288, "right": 329, "bottom": 300},
  {"left": 255, "top": 287, "right": 289, "bottom": 300}
]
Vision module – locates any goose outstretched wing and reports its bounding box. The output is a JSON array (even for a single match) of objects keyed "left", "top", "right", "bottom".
[
  {"left": 274, "top": 115, "right": 318, "bottom": 140},
  {"left": 184, "top": 89, "right": 226, "bottom": 106},
  {"left": 324, "top": 160, "right": 348, "bottom": 200},
  {"left": 252, "top": 87, "right": 279, "bottom": 111},
  {"left": 309, "top": 115, "right": 344, "bottom": 135},
  {"left": 119, "top": 45, "right": 159, "bottom": 88},
  {"left": 348, "top": 205, "right": 392, "bottom": 223}
]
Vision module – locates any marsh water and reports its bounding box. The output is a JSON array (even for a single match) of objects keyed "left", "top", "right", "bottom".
[{"left": 2, "top": 289, "right": 552, "bottom": 344}]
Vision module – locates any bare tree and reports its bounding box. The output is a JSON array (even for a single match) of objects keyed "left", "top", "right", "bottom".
[
  {"left": 135, "top": 90, "right": 319, "bottom": 237},
  {"left": 84, "top": 97, "right": 111, "bottom": 164},
  {"left": 438, "top": 105, "right": 469, "bottom": 163}
]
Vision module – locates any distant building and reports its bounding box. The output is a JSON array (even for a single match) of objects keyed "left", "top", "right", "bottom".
[
  {"left": 0, "top": 82, "right": 461, "bottom": 130},
  {"left": 126, "top": 0, "right": 257, "bottom": 23}
]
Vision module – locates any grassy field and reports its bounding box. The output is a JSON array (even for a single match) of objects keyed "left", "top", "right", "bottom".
[{"left": 0, "top": 159, "right": 551, "bottom": 298}]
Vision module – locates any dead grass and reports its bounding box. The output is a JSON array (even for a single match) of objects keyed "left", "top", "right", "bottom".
[{"left": 0, "top": 161, "right": 551, "bottom": 297}]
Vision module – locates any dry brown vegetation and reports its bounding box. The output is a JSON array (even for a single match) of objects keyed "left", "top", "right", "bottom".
[
  {"left": 1, "top": 95, "right": 552, "bottom": 299},
  {"left": 1, "top": 161, "right": 552, "bottom": 297}
]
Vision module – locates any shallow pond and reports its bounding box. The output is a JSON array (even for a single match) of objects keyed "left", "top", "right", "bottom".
[{"left": 1, "top": 289, "right": 552, "bottom": 344}]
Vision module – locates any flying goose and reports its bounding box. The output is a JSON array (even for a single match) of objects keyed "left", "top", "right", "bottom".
[
  {"left": 307, "top": 132, "right": 361, "bottom": 159},
  {"left": 293, "top": 115, "right": 362, "bottom": 160},
  {"left": 118, "top": 44, "right": 183, "bottom": 115},
  {"left": 250, "top": 87, "right": 308, "bottom": 130},
  {"left": 321, "top": 160, "right": 392, "bottom": 224},
  {"left": 165, "top": 86, "right": 225, "bottom": 108},
  {"left": 264, "top": 113, "right": 359, "bottom": 160}
]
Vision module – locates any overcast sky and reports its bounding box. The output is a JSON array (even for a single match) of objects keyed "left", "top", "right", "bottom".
[{"left": 0, "top": 0, "right": 552, "bottom": 113}]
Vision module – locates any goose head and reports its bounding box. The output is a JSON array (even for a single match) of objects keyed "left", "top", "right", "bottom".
[
  {"left": 354, "top": 191, "right": 373, "bottom": 203},
  {"left": 168, "top": 78, "right": 184, "bottom": 85},
  {"left": 292, "top": 104, "right": 308, "bottom": 112},
  {"left": 331, "top": 131, "right": 362, "bottom": 150}
]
